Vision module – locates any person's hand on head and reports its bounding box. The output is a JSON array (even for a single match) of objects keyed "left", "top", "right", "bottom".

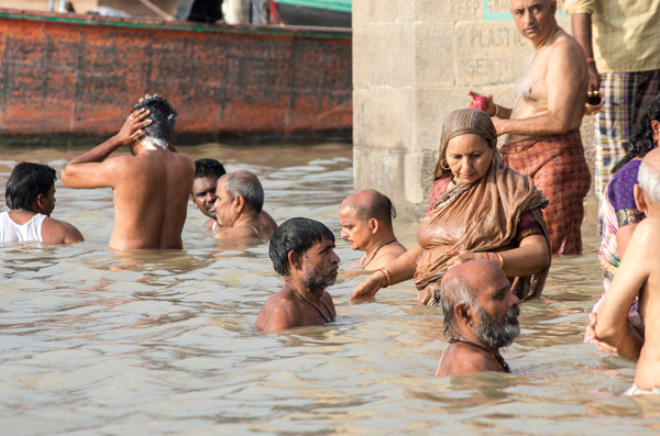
[{"left": 117, "top": 108, "right": 152, "bottom": 146}]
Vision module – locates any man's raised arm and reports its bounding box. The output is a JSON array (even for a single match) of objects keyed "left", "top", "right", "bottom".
[{"left": 61, "top": 109, "right": 151, "bottom": 189}]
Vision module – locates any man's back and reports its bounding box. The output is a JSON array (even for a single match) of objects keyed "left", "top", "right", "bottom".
[{"left": 110, "top": 150, "right": 194, "bottom": 250}]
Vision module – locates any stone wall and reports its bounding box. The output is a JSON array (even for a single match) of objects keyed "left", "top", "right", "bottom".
[{"left": 352, "top": 0, "right": 592, "bottom": 220}]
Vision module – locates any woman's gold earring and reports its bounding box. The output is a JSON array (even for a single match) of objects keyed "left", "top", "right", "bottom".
[{"left": 440, "top": 158, "right": 450, "bottom": 171}]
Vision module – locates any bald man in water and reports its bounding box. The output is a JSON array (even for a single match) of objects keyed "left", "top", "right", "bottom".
[
  {"left": 436, "top": 261, "right": 520, "bottom": 377},
  {"left": 471, "top": 0, "right": 590, "bottom": 255},
  {"left": 338, "top": 190, "right": 406, "bottom": 270},
  {"left": 212, "top": 170, "right": 277, "bottom": 242},
  {"left": 62, "top": 96, "right": 194, "bottom": 250},
  {"left": 593, "top": 148, "right": 660, "bottom": 395}
]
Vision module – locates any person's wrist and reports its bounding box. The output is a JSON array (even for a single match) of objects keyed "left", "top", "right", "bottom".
[
  {"left": 493, "top": 104, "right": 500, "bottom": 118},
  {"left": 376, "top": 267, "right": 392, "bottom": 288}
]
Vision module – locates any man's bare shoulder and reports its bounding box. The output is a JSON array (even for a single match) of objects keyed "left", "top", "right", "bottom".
[
  {"left": 437, "top": 344, "right": 500, "bottom": 377},
  {"left": 41, "top": 217, "right": 84, "bottom": 244},
  {"left": 551, "top": 28, "right": 587, "bottom": 59},
  {"left": 256, "top": 287, "right": 301, "bottom": 332}
]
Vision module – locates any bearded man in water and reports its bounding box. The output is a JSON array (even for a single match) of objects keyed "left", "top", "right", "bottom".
[{"left": 435, "top": 260, "right": 521, "bottom": 377}]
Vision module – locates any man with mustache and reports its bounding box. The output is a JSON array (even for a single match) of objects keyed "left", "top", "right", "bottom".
[
  {"left": 470, "top": 0, "right": 590, "bottom": 255},
  {"left": 256, "top": 217, "right": 339, "bottom": 333},
  {"left": 435, "top": 260, "right": 520, "bottom": 377}
]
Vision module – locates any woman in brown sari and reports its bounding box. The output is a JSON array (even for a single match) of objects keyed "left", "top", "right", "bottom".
[{"left": 350, "top": 108, "right": 551, "bottom": 304}]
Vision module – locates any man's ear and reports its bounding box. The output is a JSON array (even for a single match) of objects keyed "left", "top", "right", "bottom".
[
  {"left": 634, "top": 184, "right": 649, "bottom": 213},
  {"left": 454, "top": 303, "right": 475, "bottom": 327},
  {"left": 32, "top": 193, "right": 46, "bottom": 213},
  {"left": 550, "top": 0, "right": 557, "bottom": 14},
  {"left": 233, "top": 195, "right": 245, "bottom": 213},
  {"left": 367, "top": 218, "right": 379, "bottom": 234},
  {"left": 287, "top": 250, "right": 303, "bottom": 272}
]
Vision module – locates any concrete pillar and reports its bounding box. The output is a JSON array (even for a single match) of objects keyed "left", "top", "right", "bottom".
[{"left": 353, "top": 0, "right": 576, "bottom": 220}]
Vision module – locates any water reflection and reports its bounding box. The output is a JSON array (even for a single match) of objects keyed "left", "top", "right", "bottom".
[{"left": 0, "top": 143, "right": 657, "bottom": 434}]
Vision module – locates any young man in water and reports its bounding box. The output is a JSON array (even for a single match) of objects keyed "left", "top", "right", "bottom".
[
  {"left": 435, "top": 260, "right": 520, "bottom": 377},
  {"left": 1, "top": 162, "right": 83, "bottom": 245},
  {"left": 62, "top": 96, "right": 194, "bottom": 250},
  {"left": 256, "top": 217, "right": 339, "bottom": 333},
  {"left": 470, "top": 0, "right": 590, "bottom": 254},
  {"left": 191, "top": 158, "right": 226, "bottom": 231},
  {"left": 211, "top": 170, "right": 277, "bottom": 241},
  {"left": 338, "top": 189, "right": 406, "bottom": 270},
  {"left": 593, "top": 148, "right": 660, "bottom": 395}
]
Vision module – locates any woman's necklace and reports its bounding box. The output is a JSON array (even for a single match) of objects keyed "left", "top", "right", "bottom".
[
  {"left": 286, "top": 284, "right": 335, "bottom": 323},
  {"left": 449, "top": 337, "right": 510, "bottom": 373},
  {"left": 362, "top": 238, "right": 397, "bottom": 268}
]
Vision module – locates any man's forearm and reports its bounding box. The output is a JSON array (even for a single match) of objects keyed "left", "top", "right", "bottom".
[
  {"left": 495, "top": 112, "right": 574, "bottom": 137},
  {"left": 66, "top": 135, "right": 127, "bottom": 167},
  {"left": 571, "top": 13, "right": 594, "bottom": 59}
]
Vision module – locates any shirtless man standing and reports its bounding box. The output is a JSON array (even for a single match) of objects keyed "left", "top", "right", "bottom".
[
  {"left": 256, "top": 217, "right": 339, "bottom": 333},
  {"left": 471, "top": 0, "right": 590, "bottom": 255},
  {"left": 338, "top": 190, "right": 406, "bottom": 270},
  {"left": 593, "top": 148, "right": 660, "bottom": 395},
  {"left": 436, "top": 260, "right": 520, "bottom": 377},
  {"left": 62, "top": 96, "right": 194, "bottom": 250},
  {"left": 212, "top": 170, "right": 277, "bottom": 242}
]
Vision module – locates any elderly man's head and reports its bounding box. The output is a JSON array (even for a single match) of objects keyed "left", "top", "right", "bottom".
[
  {"left": 338, "top": 189, "right": 396, "bottom": 250},
  {"left": 212, "top": 171, "right": 264, "bottom": 226},
  {"left": 438, "top": 260, "right": 520, "bottom": 349},
  {"left": 636, "top": 148, "right": 660, "bottom": 216}
]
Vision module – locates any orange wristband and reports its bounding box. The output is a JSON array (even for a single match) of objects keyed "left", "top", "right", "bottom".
[{"left": 586, "top": 58, "right": 595, "bottom": 64}]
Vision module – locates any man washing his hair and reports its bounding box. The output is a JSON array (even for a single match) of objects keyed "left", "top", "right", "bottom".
[{"left": 62, "top": 95, "right": 194, "bottom": 250}]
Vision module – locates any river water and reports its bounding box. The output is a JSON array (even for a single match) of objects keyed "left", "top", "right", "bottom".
[{"left": 1, "top": 143, "right": 658, "bottom": 435}]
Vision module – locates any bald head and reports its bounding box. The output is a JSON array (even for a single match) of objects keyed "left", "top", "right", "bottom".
[
  {"left": 339, "top": 189, "right": 395, "bottom": 227},
  {"left": 639, "top": 148, "right": 660, "bottom": 204}
]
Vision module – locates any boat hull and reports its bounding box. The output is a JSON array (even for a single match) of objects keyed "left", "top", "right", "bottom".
[{"left": 0, "top": 9, "right": 352, "bottom": 141}]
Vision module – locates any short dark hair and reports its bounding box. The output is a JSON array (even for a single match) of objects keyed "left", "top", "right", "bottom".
[
  {"left": 130, "top": 96, "right": 177, "bottom": 141},
  {"left": 5, "top": 162, "right": 56, "bottom": 211},
  {"left": 269, "top": 217, "right": 335, "bottom": 276},
  {"left": 194, "top": 158, "right": 226, "bottom": 179},
  {"left": 222, "top": 171, "right": 264, "bottom": 213}
]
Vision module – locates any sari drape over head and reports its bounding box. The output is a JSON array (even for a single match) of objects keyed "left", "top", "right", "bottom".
[{"left": 414, "top": 108, "right": 551, "bottom": 304}]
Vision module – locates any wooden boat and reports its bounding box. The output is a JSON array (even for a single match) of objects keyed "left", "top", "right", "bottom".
[
  {"left": 0, "top": 8, "right": 352, "bottom": 142},
  {"left": 272, "top": 0, "right": 351, "bottom": 28}
]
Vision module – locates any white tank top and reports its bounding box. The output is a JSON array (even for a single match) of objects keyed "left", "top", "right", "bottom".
[{"left": 0, "top": 211, "right": 46, "bottom": 244}]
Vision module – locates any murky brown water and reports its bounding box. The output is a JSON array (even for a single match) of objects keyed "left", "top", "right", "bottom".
[{"left": 1, "top": 143, "right": 659, "bottom": 435}]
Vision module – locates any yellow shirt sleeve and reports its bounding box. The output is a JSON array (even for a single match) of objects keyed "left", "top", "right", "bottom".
[{"left": 563, "top": 0, "right": 594, "bottom": 15}]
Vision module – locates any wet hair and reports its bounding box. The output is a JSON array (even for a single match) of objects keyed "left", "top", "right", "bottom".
[
  {"left": 344, "top": 190, "right": 397, "bottom": 226},
  {"left": 436, "top": 274, "right": 477, "bottom": 337},
  {"left": 194, "top": 158, "right": 226, "bottom": 179},
  {"left": 130, "top": 96, "right": 177, "bottom": 141},
  {"left": 5, "top": 162, "right": 56, "bottom": 211},
  {"left": 222, "top": 171, "right": 264, "bottom": 213},
  {"left": 638, "top": 160, "right": 660, "bottom": 203},
  {"left": 269, "top": 217, "right": 334, "bottom": 276},
  {"left": 622, "top": 95, "right": 660, "bottom": 164}
]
